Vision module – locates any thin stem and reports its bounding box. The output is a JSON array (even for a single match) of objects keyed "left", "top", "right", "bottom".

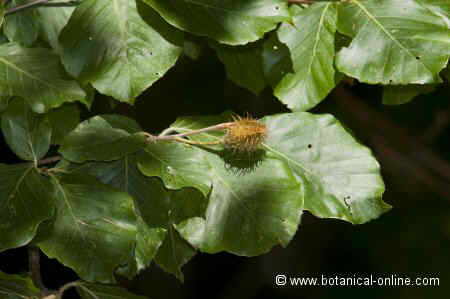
[
  {"left": 174, "top": 137, "right": 222, "bottom": 146},
  {"left": 41, "top": 1, "right": 80, "bottom": 8},
  {"left": 38, "top": 122, "right": 233, "bottom": 170},
  {"left": 5, "top": 0, "right": 50, "bottom": 15},
  {"left": 38, "top": 156, "right": 62, "bottom": 166},
  {"left": 159, "top": 127, "right": 177, "bottom": 137},
  {"left": 287, "top": 0, "right": 314, "bottom": 4},
  {"left": 155, "top": 122, "right": 234, "bottom": 141},
  {"left": 28, "top": 246, "right": 49, "bottom": 294}
]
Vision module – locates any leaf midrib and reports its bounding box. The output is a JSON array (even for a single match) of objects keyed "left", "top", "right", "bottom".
[
  {"left": 0, "top": 56, "right": 61, "bottom": 93},
  {"left": 351, "top": 0, "right": 431, "bottom": 71}
]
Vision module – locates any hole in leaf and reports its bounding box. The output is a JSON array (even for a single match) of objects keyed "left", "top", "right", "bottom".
[{"left": 307, "top": 144, "right": 312, "bottom": 149}]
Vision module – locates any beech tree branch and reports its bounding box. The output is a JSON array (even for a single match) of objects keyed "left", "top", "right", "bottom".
[
  {"left": 38, "top": 156, "right": 62, "bottom": 166},
  {"left": 151, "top": 122, "right": 234, "bottom": 141},
  {"left": 5, "top": 0, "right": 50, "bottom": 15},
  {"left": 4, "top": 0, "right": 79, "bottom": 15},
  {"left": 288, "top": 0, "right": 314, "bottom": 3},
  {"left": 38, "top": 122, "right": 234, "bottom": 168}
]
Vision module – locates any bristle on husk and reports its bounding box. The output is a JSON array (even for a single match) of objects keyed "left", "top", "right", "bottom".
[{"left": 224, "top": 115, "right": 267, "bottom": 153}]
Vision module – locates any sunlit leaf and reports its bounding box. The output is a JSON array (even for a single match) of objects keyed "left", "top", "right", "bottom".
[
  {"left": 59, "top": 0, "right": 183, "bottom": 102},
  {"left": 266, "top": 3, "right": 338, "bottom": 111},
  {"left": 336, "top": 0, "right": 450, "bottom": 84},
  {"left": 141, "top": 0, "right": 290, "bottom": 45},
  {"left": 168, "top": 113, "right": 304, "bottom": 256},
  {"left": 262, "top": 112, "right": 391, "bottom": 224}
]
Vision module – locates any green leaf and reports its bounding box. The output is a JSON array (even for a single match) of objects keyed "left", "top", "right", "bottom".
[
  {"left": 59, "top": 115, "right": 147, "bottom": 163},
  {"left": 177, "top": 154, "right": 303, "bottom": 256},
  {"left": 65, "top": 153, "right": 205, "bottom": 280},
  {"left": 37, "top": 173, "right": 137, "bottom": 283},
  {"left": 62, "top": 116, "right": 207, "bottom": 278},
  {"left": 0, "top": 43, "right": 87, "bottom": 113},
  {"left": 0, "top": 163, "right": 54, "bottom": 252},
  {"left": 415, "top": 0, "right": 450, "bottom": 22},
  {"left": 47, "top": 104, "right": 80, "bottom": 145},
  {"left": 138, "top": 182, "right": 206, "bottom": 281},
  {"left": 37, "top": 5, "right": 75, "bottom": 52},
  {"left": 383, "top": 84, "right": 436, "bottom": 105},
  {"left": 211, "top": 42, "right": 266, "bottom": 95},
  {"left": 77, "top": 282, "right": 148, "bottom": 299},
  {"left": 141, "top": 0, "right": 290, "bottom": 45},
  {"left": 336, "top": 0, "right": 450, "bottom": 84},
  {"left": 1, "top": 98, "right": 51, "bottom": 161},
  {"left": 167, "top": 114, "right": 304, "bottom": 256},
  {"left": 3, "top": 0, "right": 39, "bottom": 46},
  {"left": 60, "top": 153, "right": 165, "bottom": 276},
  {"left": 138, "top": 141, "right": 212, "bottom": 196},
  {"left": 268, "top": 3, "right": 338, "bottom": 111},
  {"left": 137, "top": 183, "right": 207, "bottom": 281},
  {"left": 261, "top": 112, "right": 391, "bottom": 224},
  {"left": 59, "top": 0, "right": 183, "bottom": 102},
  {"left": 0, "top": 271, "right": 40, "bottom": 299}
]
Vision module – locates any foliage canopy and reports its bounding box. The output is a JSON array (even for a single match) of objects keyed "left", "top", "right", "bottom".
[{"left": 0, "top": 0, "right": 448, "bottom": 297}]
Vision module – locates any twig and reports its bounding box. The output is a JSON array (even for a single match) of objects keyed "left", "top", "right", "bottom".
[
  {"left": 28, "top": 246, "right": 49, "bottom": 294},
  {"left": 38, "top": 156, "right": 62, "bottom": 166},
  {"left": 154, "top": 122, "right": 233, "bottom": 141},
  {"left": 40, "top": 1, "right": 80, "bottom": 8},
  {"left": 174, "top": 137, "right": 222, "bottom": 146},
  {"left": 5, "top": 0, "right": 50, "bottom": 15},
  {"left": 37, "top": 123, "right": 232, "bottom": 168},
  {"left": 288, "top": 0, "right": 314, "bottom": 4}
]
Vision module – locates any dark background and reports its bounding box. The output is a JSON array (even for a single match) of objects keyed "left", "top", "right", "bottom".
[{"left": 1, "top": 46, "right": 449, "bottom": 299}]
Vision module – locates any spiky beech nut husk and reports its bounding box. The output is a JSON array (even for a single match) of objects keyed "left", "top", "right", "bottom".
[{"left": 224, "top": 116, "right": 267, "bottom": 153}]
